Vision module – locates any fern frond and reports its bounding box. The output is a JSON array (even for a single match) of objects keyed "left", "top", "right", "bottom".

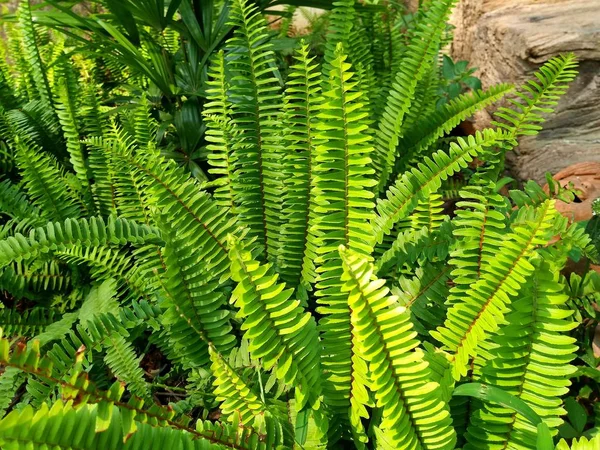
[
  {"left": 0, "top": 259, "right": 71, "bottom": 299},
  {"left": 210, "top": 346, "right": 269, "bottom": 426},
  {"left": 348, "top": 17, "right": 377, "bottom": 114},
  {"left": 339, "top": 246, "right": 456, "bottom": 449},
  {"left": 0, "top": 330, "right": 267, "bottom": 449},
  {"left": 557, "top": 435, "right": 600, "bottom": 450},
  {"left": 279, "top": 42, "right": 322, "bottom": 286},
  {"left": 0, "top": 178, "right": 42, "bottom": 224},
  {"left": 373, "top": 0, "right": 458, "bottom": 191},
  {"left": 372, "top": 129, "right": 511, "bottom": 246},
  {"left": 90, "top": 127, "right": 152, "bottom": 222},
  {"left": 431, "top": 200, "right": 560, "bottom": 380},
  {"left": 400, "top": 84, "right": 514, "bottom": 161},
  {"left": 322, "top": 0, "right": 356, "bottom": 74},
  {"left": 54, "top": 246, "right": 153, "bottom": 304},
  {"left": 25, "top": 310, "right": 147, "bottom": 407},
  {"left": 5, "top": 100, "right": 63, "bottom": 154},
  {"left": 398, "top": 64, "right": 440, "bottom": 138},
  {"left": 376, "top": 221, "right": 452, "bottom": 275},
  {"left": 54, "top": 58, "right": 93, "bottom": 209},
  {"left": 494, "top": 53, "right": 578, "bottom": 140},
  {"left": 15, "top": 141, "right": 83, "bottom": 221},
  {"left": 102, "top": 332, "right": 150, "bottom": 400},
  {"left": 305, "top": 45, "right": 376, "bottom": 433},
  {"left": 133, "top": 94, "right": 155, "bottom": 148},
  {"left": 445, "top": 181, "right": 508, "bottom": 306},
  {"left": 228, "top": 237, "right": 321, "bottom": 410},
  {"left": 0, "top": 400, "right": 268, "bottom": 450},
  {"left": 157, "top": 223, "right": 235, "bottom": 369},
  {"left": 16, "top": 1, "right": 53, "bottom": 107},
  {"left": 0, "top": 367, "right": 23, "bottom": 416},
  {"left": 203, "top": 51, "right": 237, "bottom": 212},
  {"left": 0, "top": 68, "right": 18, "bottom": 112},
  {"left": 0, "top": 216, "right": 161, "bottom": 268},
  {"left": 6, "top": 26, "right": 35, "bottom": 102},
  {"left": 404, "top": 192, "right": 447, "bottom": 232},
  {"left": 393, "top": 262, "right": 451, "bottom": 335},
  {"left": 131, "top": 149, "right": 237, "bottom": 281},
  {"left": 79, "top": 75, "right": 107, "bottom": 139},
  {"left": 0, "top": 307, "right": 60, "bottom": 337},
  {"left": 464, "top": 260, "right": 577, "bottom": 449},
  {"left": 227, "top": 0, "right": 284, "bottom": 263}
]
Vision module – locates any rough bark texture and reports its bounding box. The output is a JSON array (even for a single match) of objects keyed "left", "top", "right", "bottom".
[
  {"left": 404, "top": 0, "right": 420, "bottom": 12},
  {"left": 450, "top": 0, "right": 600, "bottom": 183}
]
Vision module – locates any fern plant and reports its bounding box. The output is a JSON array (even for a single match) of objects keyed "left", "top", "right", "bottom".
[{"left": 0, "top": 0, "right": 597, "bottom": 449}]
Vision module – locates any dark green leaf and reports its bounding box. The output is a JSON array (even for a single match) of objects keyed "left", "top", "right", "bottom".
[{"left": 565, "top": 397, "right": 588, "bottom": 434}]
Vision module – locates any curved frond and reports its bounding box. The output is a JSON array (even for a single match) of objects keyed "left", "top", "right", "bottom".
[
  {"left": 494, "top": 53, "right": 578, "bottom": 141},
  {"left": 372, "top": 129, "right": 511, "bottom": 246},
  {"left": 157, "top": 224, "right": 235, "bottom": 369},
  {"left": 431, "top": 200, "right": 560, "bottom": 380},
  {"left": 55, "top": 246, "right": 153, "bottom": 304},
  {"left": 0, "top": 216, "right": 161, "bottom": 268},
  {"left": 373, "top": 0, "right": 458, "bottom": 191},
  {"left": 399, "top": 84, "right": 514, "bottom": 161},
  {"left": 210, "top": 346, "right": 269, "bottom": 426},
  {"left": 464, "top": 261, "right": 577, "bottom": 449},
  {"left": 228, "top": 237, "right": 321, "bottom": 410},
  {"left": 340, "top": 246, "right": 456, "bottom": 449}
]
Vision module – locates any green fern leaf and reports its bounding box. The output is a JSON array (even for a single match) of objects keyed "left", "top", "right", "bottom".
[
  {"left": 556, "top": 435, "right": 600, "bottom": 450},
  {"left": 445, "top": 181, "right": 508, "bottom": 307},
  {"left": 226, "top": 0, "right": 284, "bottom": 263},
  {"left": 16, "top": 1, "right": 53, "bottom": 108},
  {"left": 464, "top": 260, "right": 577, "bottom": 449},
  {"left": 210, "top": 346, "right": 269, "bottom": 426},
  {"left": 393, "top": 262, "right": 452, "bottom": 335},
  {"left": 15, "top": 141, "right": 83, "bottom": 221},
  {"left": 280, "top": 42, "right": 322, "bottom": 287},
  {"left": 431, "top": 200, "right": 560, "bottom": 380},
  {"left": 373, "top": 0, "right": 458, "bottom": 191},
  {"left": 0, "top": 307, "right": 61, "bottom": 337},
  {"left": 203, "top": 51, "right": 237, "bottom": 212},
  {"left": 305, "top": 45, "right": 376, "bottom": 434},
  {"left": 340, "top": 246, "right": 456, "bottom": 449},
  {"left": 54, "top": 58, "right": 92, "bottom": 207},
  {"left": 494, "top": 54, "right": 578, "bottom": 140},
  {"left": 0, "top": 259, "right": 71, "bottom": 299},
  {"left": 399, "top": 84, "right": 514, "bottom": 162},
  {"left": 228, "top": 236, "right": 321, "bottom": 410},
  {"left": 0, "top": 178, "right": 43, "bottom": 224},
  {"left": 372, "top": 129, "right": 511, "bottom": 247},
  {"left": 157, "top": 223, "right": 235, "bottom": 369},
  {"left": 0, "top": 216, "right": 161, "bottom": 268}
]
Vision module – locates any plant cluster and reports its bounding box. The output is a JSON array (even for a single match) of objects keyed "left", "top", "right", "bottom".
[{"left": 0, "top": 0, "right": 599, "bottom": 449}]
